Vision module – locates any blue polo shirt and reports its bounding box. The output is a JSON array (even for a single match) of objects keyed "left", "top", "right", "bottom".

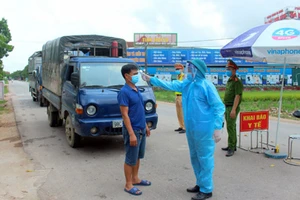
[{"left": 117, "top": 84, "right": 146, "bottom": 130}]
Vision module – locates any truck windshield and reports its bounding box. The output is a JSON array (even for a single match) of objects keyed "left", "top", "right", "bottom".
[{"left": 80, "top": 63, "right": 149, "bottom": 88}]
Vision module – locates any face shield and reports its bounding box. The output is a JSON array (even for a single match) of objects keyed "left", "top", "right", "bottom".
[{"left": 185, "top": 62, "right": 197, "bottom": 81}]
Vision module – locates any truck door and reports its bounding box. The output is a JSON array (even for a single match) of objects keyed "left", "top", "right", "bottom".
[{"left": 62, "top": 64, "right": 77, "bottom": 116}]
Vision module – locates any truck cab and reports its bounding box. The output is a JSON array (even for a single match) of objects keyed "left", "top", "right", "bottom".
[
  {"left": 42, "top": 35, "right": 158, "bottom": 148},
  {"left": 63, "top": 57, "right": 157, "bottom": 140},
  {"left": 28, "top": 51, "right": 44, "bottom": 106}
]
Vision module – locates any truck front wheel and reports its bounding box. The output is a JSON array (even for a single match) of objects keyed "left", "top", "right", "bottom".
[
  {"left": 65, "top": 115, "right": 81, "bottom": 148},
  {"left": 39, "top": 99, "right": 43, "bottom": 107}
]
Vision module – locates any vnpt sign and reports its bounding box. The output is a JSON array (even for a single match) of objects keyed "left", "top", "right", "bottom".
[{"left": 134, "top": 33, "right": 177, "bottom": 46}]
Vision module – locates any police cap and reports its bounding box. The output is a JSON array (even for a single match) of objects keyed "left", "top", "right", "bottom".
[{"left": 226, "top": 59, "right": 239, "bottom": 70}]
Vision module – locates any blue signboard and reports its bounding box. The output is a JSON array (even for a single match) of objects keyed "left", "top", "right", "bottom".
[
  {"left": 139, "top": 66, "right": 293, "bottom": 86},
  {"left": 127, "top": 48, "right": 267, "bottom": 66},
  {"left": 205, "top": 68, "right": 292, "bottom": 85}
]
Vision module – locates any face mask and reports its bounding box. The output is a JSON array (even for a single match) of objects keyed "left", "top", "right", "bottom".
[
  {"left": 131, "top": 74, "right": 139, "bottom": 84},
  {"left": 226, "top": 70, "right": 232, "bottom": 77},
  {"left": 175, "top": 70, "right": 181, "bottom": 75}
]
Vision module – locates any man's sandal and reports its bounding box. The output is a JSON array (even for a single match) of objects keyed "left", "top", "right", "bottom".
[
  {"left": 124, "top": 187, "right": 142, "bottom": 195},
  {"left": 133, "top": 180, "right": 151, "bottom": 186}
]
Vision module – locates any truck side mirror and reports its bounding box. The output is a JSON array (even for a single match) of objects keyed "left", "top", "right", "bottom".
[
  {"left": 33, "top": 70, "right": 37, "bottom": 78},
  {"left": 71, "top": 72, "right": 79, "bottom": 87}
]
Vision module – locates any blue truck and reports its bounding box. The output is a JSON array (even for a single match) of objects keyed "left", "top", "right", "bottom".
[
  {"left": 41, "top": 35, "right": 158, "bottom": 148},
  {"left": 28, "top": 51, "right": 45, "bottom": 107}
]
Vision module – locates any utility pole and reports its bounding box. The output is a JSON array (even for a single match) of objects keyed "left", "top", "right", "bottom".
[{"left": 144, "top": 42, "right": 148, "bottom": 73}]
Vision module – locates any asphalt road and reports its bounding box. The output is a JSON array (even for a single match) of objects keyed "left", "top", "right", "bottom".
[{"left": 9, "top": 81, "right": 300, "bottom": 200}]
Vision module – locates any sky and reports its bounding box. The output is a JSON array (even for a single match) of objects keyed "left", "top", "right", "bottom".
[{"left": 1, "top": 0, "right": 299, "bottom": 73}]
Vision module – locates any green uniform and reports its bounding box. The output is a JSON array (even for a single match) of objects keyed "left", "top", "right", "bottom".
[{"left": 224, "top": 76, "right": 243, "bottom": 150}]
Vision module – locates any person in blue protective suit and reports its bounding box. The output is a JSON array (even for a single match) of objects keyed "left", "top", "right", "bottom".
[{"left": 141, "top": 59, "right": 225, "bottom": 200}]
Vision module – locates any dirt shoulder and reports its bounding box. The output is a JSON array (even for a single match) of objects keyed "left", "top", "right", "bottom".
[{"left": 0, "top": 93, "right": 46, "bottom": 200}]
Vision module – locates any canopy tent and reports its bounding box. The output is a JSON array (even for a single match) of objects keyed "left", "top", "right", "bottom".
[{"left": 220, "top": 19, "right": 300, "bottom": 150}]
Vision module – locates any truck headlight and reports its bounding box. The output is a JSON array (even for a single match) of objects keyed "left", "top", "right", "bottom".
[
  {"left": 86, "top": 105, "right": 97, "bottom": 116},
  {"left": 145, "top": 101, "right": 154, "bottom": 112}
]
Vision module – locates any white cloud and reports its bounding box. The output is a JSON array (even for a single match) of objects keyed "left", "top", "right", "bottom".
[
  {"left": 1, "top": 0, "right": 300, "bottom": 73},
  {"left": 154, "top": 14, "right": 172, "bottom": 32},
  {"left": 179, "top": 0, "right": 226, "bottom": 47},
  {"left": 184, "top": 0, "right": 225, "bottom": 35}
]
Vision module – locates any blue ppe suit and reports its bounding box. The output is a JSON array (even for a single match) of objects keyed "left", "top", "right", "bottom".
[{"left": 150, "top": 60, "right": 225, "bottom": 193}]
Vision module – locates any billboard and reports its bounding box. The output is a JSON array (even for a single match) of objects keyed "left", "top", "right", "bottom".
[
  {"left": 127, "top": 48, "right": 294, "bottom": 86},
  {"left": 264, "top": 6, "right": 300, "bottom": 24},
  {"left": 137, "top": 66, "right": 293, "bottom": 86},
  {"left": 206, "top": 68, "right": 292, "bottom": 85},
  {"left": 127, "top": 48, "right": 266, "bottom": 66},
  {"left": 134, "top": 33, "right": 177, "bottom": 46}
]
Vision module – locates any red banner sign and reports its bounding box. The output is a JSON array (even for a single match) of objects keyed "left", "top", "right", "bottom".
[
  {"left": 264, "top": 6, "right": 300, "bottom": 24},
  {"left": 240, "top": 111, "right": 269, "bottom": 132}
]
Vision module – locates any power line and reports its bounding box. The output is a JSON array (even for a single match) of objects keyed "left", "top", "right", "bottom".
[
  {"left": 13, "top": 37, "right": 234, "bottom": 44},
  {"left": 12, "top": 40, "right": 44, "bottom": 44},
  {"left": 179, "top": 45, "right": 226, "bottom": 47},
  {"left": 177, "top": 38, "right": 234, "bottom": 43}
]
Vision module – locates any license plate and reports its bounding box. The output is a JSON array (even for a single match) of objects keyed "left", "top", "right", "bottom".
[{"left": 112, "top": 120, "right": 123, "bottom": 128}]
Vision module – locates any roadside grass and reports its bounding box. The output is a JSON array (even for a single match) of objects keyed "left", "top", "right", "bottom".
[
  {"left": 0, "top": 85, "right": 9, "bottom": 115},
  {"left": 4, "top": 79, "right": 8, "bottom": 84},
  {"left": 154, "top": 89, "right": 300, "bottom": 120},
  {"left": 4, "top": 85, "right": 8, "bottom": 94},
  {"left": 0, "top": 100, "right": 8, "bottom": 114}
]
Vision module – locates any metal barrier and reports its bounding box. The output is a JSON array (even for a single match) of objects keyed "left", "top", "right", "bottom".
[
  {"left": 284, "top": 135, "right": 300, "bottom": 166},
  {"left": 249, "top": 130, "right": 270, "bottom": 153}
]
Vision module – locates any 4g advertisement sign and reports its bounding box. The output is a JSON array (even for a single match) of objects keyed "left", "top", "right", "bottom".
[{"left": 239, "top": 111, "right": 269, "bottom": 132}]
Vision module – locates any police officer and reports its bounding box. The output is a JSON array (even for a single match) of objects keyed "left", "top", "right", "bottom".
[
  {"left": 174, "top": 63, "right": 186, "bottom": 134},
  {"left": 222, "top": 60, "right": 243, "bottom": 157}
]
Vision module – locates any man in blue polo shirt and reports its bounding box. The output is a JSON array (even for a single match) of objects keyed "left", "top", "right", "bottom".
[{"left": 117, "top": 64, "right": 151, "bottom": 196}]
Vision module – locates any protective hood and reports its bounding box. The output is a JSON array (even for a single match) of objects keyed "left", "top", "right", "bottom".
[{"left": 187, "top": 59, "right": 207, "bottom": 79}]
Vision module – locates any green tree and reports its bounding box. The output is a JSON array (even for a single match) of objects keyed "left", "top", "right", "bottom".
[
  {"left": 0, "top": 18, "right": 14, "bottom": 60},
  {"left": 0, "top": 65, "right": 3, "bottom": 80},
  {"left": 21, "top": 65, "right": 28, "bottom": 79},
  {"left": 10, "top": 70, "right": 22, "bottom": 80},
  {"left": 0, "top": 18, "right": 14, "bottom": 80},
  {"left": 10, "top": 65, "right": 28, "bottom": 80}
]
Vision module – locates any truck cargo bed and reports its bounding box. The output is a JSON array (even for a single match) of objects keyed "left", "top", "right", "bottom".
[{"left": 42, "top": 88, "right": 61, "bottom": 110}]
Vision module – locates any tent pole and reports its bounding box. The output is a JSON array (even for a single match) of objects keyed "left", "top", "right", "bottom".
[{"left": 275, "top": 57, "right": 286, "bottom": 151}]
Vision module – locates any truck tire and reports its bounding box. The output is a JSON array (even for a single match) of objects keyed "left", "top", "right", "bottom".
[
  {"left": 39, "top": 99, "right": 43, "bottom": 107},
  {"left": 38, "top": 93, "right": 43, "bottom": 107},
  {"left": 57, "top": 118, "right": 63, "bottom": 127},
  {"left": 65, "top": 115, "right": 81, "bottom": 148},
  {"left": 47, "top": 104, "right": 58, "bottom": 127}
]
